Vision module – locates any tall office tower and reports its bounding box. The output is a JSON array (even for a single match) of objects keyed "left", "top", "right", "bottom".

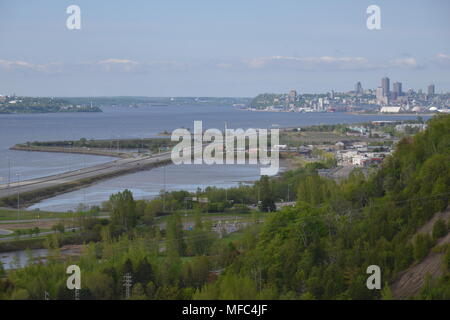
[
  {"left": 355, "top": 82, "right": 363, "bottom": 94},
  {"left": 318, "top": 98, "right": 324, "bottom": 110},
  {"left": 288, "top": 89, "right": 297, "bottom": 102},
  {"left": 376, "top": 87, "right": 384, "bottom": 101},
  {"left": 381, "top": 77, "right": 390, "bottom": 97},
  {"left": 393, "top": 82, "right": 402, "bottom": 97},
  {"left": 427, "top": 84, "right": 435, "bottom": 95}
]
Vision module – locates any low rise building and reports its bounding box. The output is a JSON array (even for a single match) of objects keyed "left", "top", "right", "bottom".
[{"left": 380, "top": 106, "right": 404, "bottom": 113}]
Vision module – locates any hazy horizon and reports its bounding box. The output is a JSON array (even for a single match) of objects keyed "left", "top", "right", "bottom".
[{"left": 1, "top": 0, "right": 449, "bottom": 96}]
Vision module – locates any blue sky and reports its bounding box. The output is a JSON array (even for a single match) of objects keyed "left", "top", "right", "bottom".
[{"left": 0, "top": 0, "right": 449, "bottom": 96}]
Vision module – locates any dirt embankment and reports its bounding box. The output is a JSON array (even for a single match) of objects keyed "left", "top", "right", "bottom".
[
  {"left": 0, "top": 158, "right": 172, "bottom": 208},
  {"left": 10, "top": 145, "right": 130, "bottom": 159},
  {"left": 391, "top": 209, "right": 450, "bottom": 299}
]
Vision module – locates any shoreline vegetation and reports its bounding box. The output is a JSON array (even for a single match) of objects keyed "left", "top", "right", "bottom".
[
  {"left": 241, "top": 108, "right": 437, "bottom": 116},
  {"left": 0, "top": 97, "right": 102, "bottom": 114},
  {"left": 0, "top": 96, "right": 252, "bottom": 114},
  {"left": 12, "top": 137, "right": 175, "bottom": 156}
]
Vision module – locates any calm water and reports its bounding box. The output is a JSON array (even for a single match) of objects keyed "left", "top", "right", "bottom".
[
  {"left": 0, "top": 105, "right": 426, "bottom": 211},
  {"left": 0, "top": 248, "right": 48, "bottom": 271},
  {"left": 28, "top": 164, "right": 261, "bottom": 212}
]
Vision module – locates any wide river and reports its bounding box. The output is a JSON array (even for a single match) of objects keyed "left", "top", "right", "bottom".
[{"left": 0, "top": 105, "right": 425, "bottom": 212}]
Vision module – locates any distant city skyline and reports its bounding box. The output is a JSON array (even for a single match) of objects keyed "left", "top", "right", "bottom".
[{"left": 0, "top": 0, "right": 449, "bottom": 96}]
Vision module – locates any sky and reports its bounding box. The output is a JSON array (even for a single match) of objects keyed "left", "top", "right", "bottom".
[{"left": 0, "top": 0, "right": 449, "bottom": 97}]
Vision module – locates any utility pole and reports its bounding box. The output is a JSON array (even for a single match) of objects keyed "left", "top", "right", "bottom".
[
  {"left": 16, "top": 173, "right": 20, "bottom": 221},
  {"left": 259, "top": 268, "right": 262, "bottom": 293},
  {"left": 83, "top": 154, "right": 86, "bottom": 206},
  {"left": 123, "top": 273, "right": 133, "bottom": 299},
  {"left": 74, "top": 289, "right": 80, "bottom": 301},
  {"left": 8, "top": 158, "right": 11, "bottom": 189},
  {"left": 163, "top": 164, "right": 166, "bottom": 212}
]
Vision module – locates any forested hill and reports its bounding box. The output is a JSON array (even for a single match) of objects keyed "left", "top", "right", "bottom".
[{"left": 195, "top": 114, "right": 450, "bottom": 300}]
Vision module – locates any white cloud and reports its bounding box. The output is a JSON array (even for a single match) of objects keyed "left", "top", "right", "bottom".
[
  {"left": 436, "top": 53, "right": 450, "bottom": 60},
  {"left": 246, "top": 55, "right": 421, "bottom": 71},
  {"left": 0, "top": 59, "right": 42, "bottom": 70},
  {"left": 97, "top": 58, "right": 139, "bottom": 72},
  {"left": 216, "top": 62, "right": 233, "bottom": 69},
  {"left": 247, "top": 55, "right": 372, "bottom": 70},
  {"left": 389, "top": 57, "right": 418, "bottom": 68},
  {"left": 0, "top": 55, "right": 425, "bottom": 76},
  {"left": 98, "top": 58, "right": 139, "bottom": 65},
  {"left": 0, "top": 59, "right": 62, "bottom": 73},
  {"left": 435, "top": 53, "right": 450, "bottom": 67},
  {"left": 94, "top": 58, "right": 189, "bottom": 72}
]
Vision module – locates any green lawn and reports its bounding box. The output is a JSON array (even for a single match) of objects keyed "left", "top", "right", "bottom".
[
  {"left": 0, "top": 208, "right": 109, "bottom": 221},
  {"left": 0, "top": 228, "right": 53, "bottom": 239}
]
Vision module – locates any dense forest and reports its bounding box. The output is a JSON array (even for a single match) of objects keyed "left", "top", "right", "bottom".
[
  {"left": 0, "top": 115, "right": 448, "bottom": 300},
  {"left": 197, "top": 114, "right": 449, "bottom": 299}
]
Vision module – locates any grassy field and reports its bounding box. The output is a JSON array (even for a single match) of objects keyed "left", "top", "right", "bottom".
[
  {"left": 0, "top": 228, "right": 52, "bottom": 239},
  {"left": 0, "top": 208, "right": 74, "bottom": 221}
]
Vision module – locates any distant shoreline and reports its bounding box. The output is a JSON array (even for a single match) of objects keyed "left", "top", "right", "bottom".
[{"left": 239, "top": 108, "right": 436, "bottom": 117}]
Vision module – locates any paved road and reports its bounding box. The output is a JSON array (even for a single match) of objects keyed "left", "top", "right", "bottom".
[
  {"left": 0, "top": 230, "right": 56, "bottom": 242},
  {"left": 0, "top": 215, "right": 110, "bottom": 225},
  {"left": 0, "top": 152, "right": 172, "bottom": 200}
]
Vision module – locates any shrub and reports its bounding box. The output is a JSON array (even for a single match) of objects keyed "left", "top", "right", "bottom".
[
  {"left": 413, "top": 233, "right": 434, "bottom": 261},
  {"left": 432, "top": 219, "right": 448, "bottom": 240}
]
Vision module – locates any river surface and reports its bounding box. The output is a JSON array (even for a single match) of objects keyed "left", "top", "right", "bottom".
[{"left": 0, "top": 105, "right": 426, "bottom": 211}]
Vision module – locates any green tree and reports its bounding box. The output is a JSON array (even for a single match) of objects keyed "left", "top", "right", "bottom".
[
  {"left": 413, "top": 234, "right": 433, "bottom": 261},
  {"left": 135, "top": 258, "right": 154, "bottom": 285},
  {"left": 432, "top": 219, "right": 447, "bottom": 240},
  {"left": 109, "top": 189, "right": 138, "bottom": 236},
  {"left": 258, "top": 175, "right": 276, "bottom": 212},
  {"left": 166, "top": 213, "right": 186, "bottom": 257}
]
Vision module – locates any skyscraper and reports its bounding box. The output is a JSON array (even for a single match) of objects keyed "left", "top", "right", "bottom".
[
  {"left": 381, "top": 77, "right": 390, "bottom": 97},
  {"left": 427, "top": 84, "right": 435, "bottom": 95},
  {"left": 355, "top": 82, "right": 363, "bottom": 94},
  {"left": 288, "top": 89, "right": 297, "bottom": 102},
  {"left": 376, "top": 87, "right": 384, "bottom": 101},
  {"left": 393, "top": 82, "right": 402, "bottom": 97}
]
